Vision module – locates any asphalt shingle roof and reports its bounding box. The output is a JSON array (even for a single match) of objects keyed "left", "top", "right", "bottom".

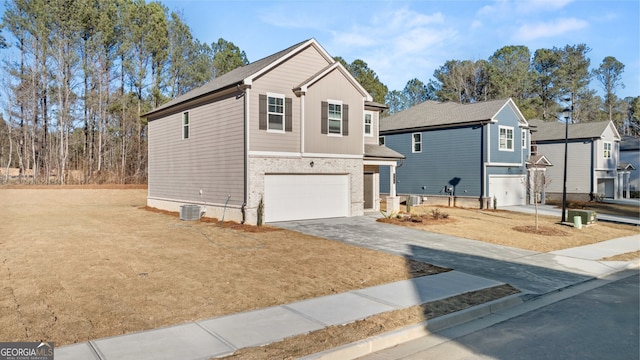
[
  {"left": 380, "top": 98, "right": 519, "bottom": 132},
  {"left": 530, "top": 119, "right": 614, "bottom": 141},
  {"left": 364, "top": 144, "right": 405, "bottom": 159},
  {"left": 144, "top": 39, "right": 313, "bottom": 117}
]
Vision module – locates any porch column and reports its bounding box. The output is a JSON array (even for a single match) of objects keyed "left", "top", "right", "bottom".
[
  {"left": 617, "top": 172, "right": 623, "bottom": 199},
  {"left": 389, "top": 164, "right": 397, "bottom": 197},
  {"left": 624, "top": 171, "right": 631, "bottom": 198}
]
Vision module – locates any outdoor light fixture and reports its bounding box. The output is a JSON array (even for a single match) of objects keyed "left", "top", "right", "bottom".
[
  {"left": 561, "top": 106, "right": 572, "bottom": 223},
  {"left": 310, "top": 161, "right": 314, "bottom": 167}
]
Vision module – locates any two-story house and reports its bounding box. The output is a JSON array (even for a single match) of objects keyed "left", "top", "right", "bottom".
[
  {"left": 530, "top": 119, "right": 627, "bottom": 200},
  {"left": 379, "top": 99, "right": 530, "bottom": 208},
  {"left": 143, "top": 39, "right": 403, "bottom": 224}
]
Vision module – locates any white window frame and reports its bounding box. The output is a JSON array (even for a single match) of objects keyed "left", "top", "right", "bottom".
[
  {"left": 499, "top": 126, "right": 514, "bottom": 151},
  {"left": 267, "top": 92, "right": 285, "bottom": 133},
  {"left": 521, "top": 129, "right": 527, "bottom": 149},
  {"left": 182, "top": 111, "right": 189, "bottom": 140},
  {"left": 379, "top": 136, "right": 385, "bottom": 146},
  {"left": 364, "top": 111, "right": 373, "bottom": 137},
  {"left": 412, "top": 132, "right": 422, "bottom": 153},
  {"left": 328, "top": 99, "right": 343, "bottom": 136},
  {"left": 603, "top": 141, "right": 612, "bottom": 159}
]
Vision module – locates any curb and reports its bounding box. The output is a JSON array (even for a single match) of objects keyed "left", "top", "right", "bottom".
[{"left": 299, "top": 293, "right": 523, "bottom": 360}]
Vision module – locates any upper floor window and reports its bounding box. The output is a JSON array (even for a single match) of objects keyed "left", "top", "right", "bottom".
[
  {"left": 603, "top": 142, "right": 612, "bottom": 158},
  {"left": 499, "top": 126, "right": 514, "bottom": 151},
  {"left": 328, "top": 102, "right": 342, "bottom": 135},
  {"left": 267, "top": 94, "right": 285, "bottom": 132},
  {"left": 412, "top": 132, "right": 422, "bottom": 153},
  {"left": 182, "top": 112, "right": 189, "bottom": 139},
  {"left": 379, "top": 136, "right": 385, "bottom": 146},
  {"left": 259, "top": 94, "right": 292, "bottom": 132},
  {"left": 364, "top": 112, "right": 373, "bottom": 136},
  {"left": 521, "top": 129, "right": 527, "bottom": 149},
  {"left": 321, "top": 100, "right": 349, "bottom": 136}
]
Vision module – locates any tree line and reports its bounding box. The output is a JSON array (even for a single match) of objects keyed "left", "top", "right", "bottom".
[
  {"left": 0, "top": 0, "right": 637, "bottom": 185},
  {"left": 384, "top": 45, "right": 638, "bottom": 131},
  {"left": 0, "top": 0, "right": 247, "bottom": 184}
]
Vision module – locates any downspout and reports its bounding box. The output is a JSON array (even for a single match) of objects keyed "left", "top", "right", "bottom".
[
  {"left": 480, "top": 123, "right": 486, "bottom": 208},
  {"left": 240, "top": 84, "right": 249, "bottom": 223},
  {"left": 300, "top": 92, "right": 305, "bottom": 154},
  {"left": 590, "top": 140, "right": 595, "bottom": 200}
]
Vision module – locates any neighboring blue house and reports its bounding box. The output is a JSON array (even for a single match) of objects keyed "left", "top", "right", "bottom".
[
  {"left": 620, "top": 135, "right": 639, "bottom": 195},
  {"left": 379, "top": 98, "right": 530, "bottom": 208}
]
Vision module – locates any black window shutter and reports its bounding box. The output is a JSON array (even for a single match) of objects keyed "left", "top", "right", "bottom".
[
  {"left": 259, "top": 94, "right": 267, "bottom": 130},
  {"left": 321, "top": 101, "right": 328, "bottom": 134},
  {"left": 285, "top": 97, "right": 292, "bottom": 132},
  {"left": 342, "top": 104, "right": 349, "bottom": 136}
]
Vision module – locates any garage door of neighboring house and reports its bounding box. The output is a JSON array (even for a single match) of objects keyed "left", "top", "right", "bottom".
[
  {"left": 263, "top": 174, "right": 350, "bottom": 222},
  {"left": 489, "top": 175, "right": 526, "bottom": 207},
  {"left": 597, "top": 178, "right": 615, "bottom": 198}
]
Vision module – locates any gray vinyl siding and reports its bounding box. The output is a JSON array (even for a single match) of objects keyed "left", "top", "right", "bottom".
[
  {"left": 304, "top": 69, "right": 365, "bottom": 155},
  {"left": 148, "top": 94, "right": 245, "bottom": 206},
  {"left": 536, "top": 141, "right": 593, "bottom": 194},
  {"left": 381, "top": 126, "right": 482, "bottom": 196},
  {"left": 250, "top": 45, "right": 331, "bottom": 153}
]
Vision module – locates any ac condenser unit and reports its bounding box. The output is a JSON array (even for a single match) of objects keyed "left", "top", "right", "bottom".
[{"left": 180, "top": 204, "right": 201, "bottom": 221}]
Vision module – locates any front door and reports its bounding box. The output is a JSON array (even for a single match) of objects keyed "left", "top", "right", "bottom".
[{"left": 364, "top": 173, "right": 374, "bottom": 209}]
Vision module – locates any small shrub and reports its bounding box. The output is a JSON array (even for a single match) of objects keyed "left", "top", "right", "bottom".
[{"left": 431, "top": 208, "right": 450, "bottom": 220}]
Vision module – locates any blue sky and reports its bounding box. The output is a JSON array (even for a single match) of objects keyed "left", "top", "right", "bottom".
[{"left": 162, "top": 0, "right": 639, "bottom": 99}]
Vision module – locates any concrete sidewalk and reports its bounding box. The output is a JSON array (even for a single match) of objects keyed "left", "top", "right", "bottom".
[
  {"left": 56, "top": 214, "right": 639, "bottom": 360},
  {"left": 55, "top": 271, "right": 508, "bottom": 360}
]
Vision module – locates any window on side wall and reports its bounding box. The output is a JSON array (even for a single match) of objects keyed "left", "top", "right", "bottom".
[
  {"left": 499, "top": 126, "right": 514, "bottom": 151},
  {"left": 268, "top": 94, "right": 284, "bottom": 132},
  {"left": 182, "top": 112, "right": 189, "bottom": 139},
  {"left": 412, "top": 133, "right": 422, "bottom": 153},
  {"left": 328, "top": 102, "right": 342, "bottom": 135},
  {"left": 364, "top": 112, "right": 373, "bottom": 136},
  {"left": 603, "top": 142, "right": 612, "bottom": 158},
  {"left": 522, "top": 129, "right": 526, "bottom": 149},
  {"left": 321, "top": 100, "right": 348, "bottom": 136}
]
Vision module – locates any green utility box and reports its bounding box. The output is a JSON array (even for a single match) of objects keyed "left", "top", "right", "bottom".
[{"left": 568, "top": 209, "right": 597, "bottom": 226}]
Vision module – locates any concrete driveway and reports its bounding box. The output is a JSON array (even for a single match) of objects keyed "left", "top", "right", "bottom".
[{"left": 274, "top": 214, "right": 634, "bottom": 297}]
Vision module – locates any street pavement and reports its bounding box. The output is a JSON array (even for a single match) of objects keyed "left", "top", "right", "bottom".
[
  {"left": 55, "top": 207, "right": 639, "bottom": 360},
  {"left": 361, "top": 271, "right": 639, "bottom": 360}
]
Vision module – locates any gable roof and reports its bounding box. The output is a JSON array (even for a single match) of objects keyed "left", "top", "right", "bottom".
[
  {"left": 143, "top": 38, "right": 335, "bottom": 118},
  {"left": 380, "top": 98, "right": 526, "bottom": 133},
  {"left": 294, "top": 62, "right": 372, "bottom": 101},
  {"left": 526, "top": 154, "right": 553, "bottom": 167},
  {"left": 530, "top": 119, "right": 621, "bottom": 142}
]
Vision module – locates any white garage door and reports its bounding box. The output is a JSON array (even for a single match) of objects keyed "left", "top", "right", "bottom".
[
  {"left": 489, "top": 175, "right": 526, "bottom": 207},
  {"left": 264, "top": 174, "right": 350, "bottom": 222}
]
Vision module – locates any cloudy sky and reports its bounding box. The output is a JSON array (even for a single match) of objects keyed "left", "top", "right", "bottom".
[{"left": 162, "top": 0, "right": 639, "bottom": 99}]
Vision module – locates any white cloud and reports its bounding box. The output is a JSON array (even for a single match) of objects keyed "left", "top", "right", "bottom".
[
  {"left": 513, "top": 17, "right": 589, "bottom": 41},
  {"left": 327, "top": 6, "right": 457, "bottom": 90},
  {"left": 515, "top": 0, "right": 574, "bottom": 13}
]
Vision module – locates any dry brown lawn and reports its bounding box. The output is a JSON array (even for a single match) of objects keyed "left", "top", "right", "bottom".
[
  {"left": 1, "top": 187, "right": 458, "bottom": 349},
  {"left": 380, "top": 205, "right": 638, "bottom": 253},
  {"left": 9, "top": 188, "right": 635, "bottom": 358}
]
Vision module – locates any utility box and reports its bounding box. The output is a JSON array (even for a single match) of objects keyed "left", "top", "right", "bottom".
[
  {"left": 180, "top": 204, "right": 201, "bottom": 221},
  {"left": 568, "top": 209, "right": 597, "bottom": 225}
]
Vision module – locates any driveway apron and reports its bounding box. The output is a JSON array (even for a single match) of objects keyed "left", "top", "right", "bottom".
[{"left": 273, "top": 215, "right": 602, "bottom": 296}]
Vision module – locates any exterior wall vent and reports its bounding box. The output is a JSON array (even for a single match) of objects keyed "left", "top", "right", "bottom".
[{"left": 180, "top": 204, "right": 202, "bottom": 221}]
